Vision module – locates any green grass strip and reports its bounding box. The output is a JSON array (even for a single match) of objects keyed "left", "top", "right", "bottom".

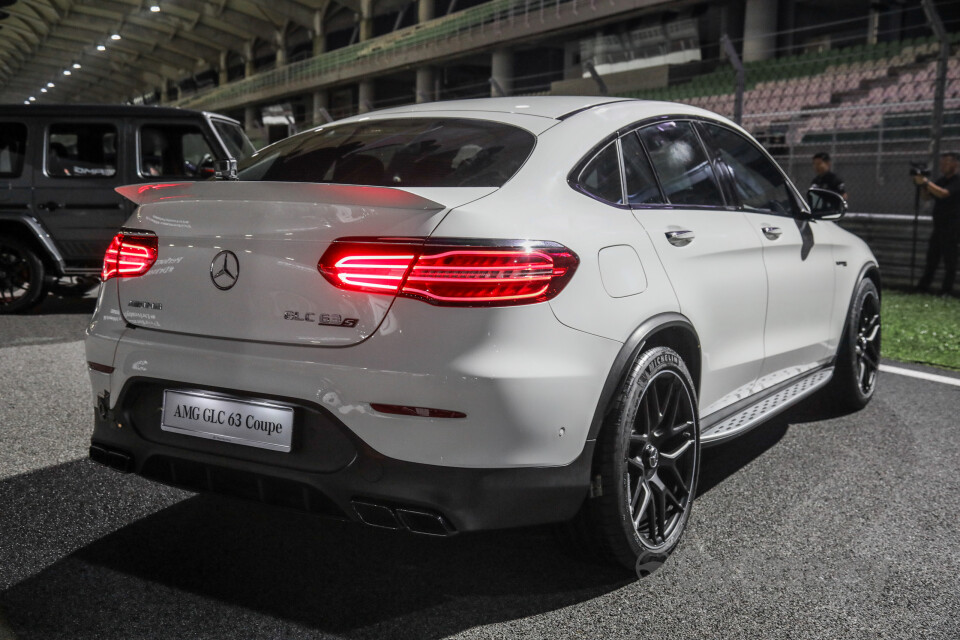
[{"left": 881, "top": 290, "right": 960, "bottom": 371}]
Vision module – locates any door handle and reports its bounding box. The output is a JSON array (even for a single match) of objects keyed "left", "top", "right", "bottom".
[
  {"left": 665, "top": 230, "right": 695, "bottom": 247},
  {"left": 761, "top": 226, "right": 782, "bottom": 240},
  {"left": 37, "top": 201, "right": 64, "bottom": 211}
]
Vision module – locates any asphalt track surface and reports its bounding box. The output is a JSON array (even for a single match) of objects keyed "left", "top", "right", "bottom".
[{"left": 1, "top": 295, "right": 959, "bottom": 640}]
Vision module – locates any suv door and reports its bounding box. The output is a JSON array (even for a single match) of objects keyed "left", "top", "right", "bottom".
[
  {"left": 0, "top": 121, "right": 31, "bottom": 220},
  {"left": 697, "top": 121, "right": 836, "bottom": 390},
  {"left": 31, "top": 118, "right": 132, "bottom": 270},
  {"left": 628, "top": 120, "right": 768, "bottom": 417}
]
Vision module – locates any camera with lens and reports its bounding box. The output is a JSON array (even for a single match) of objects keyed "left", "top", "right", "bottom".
[{"left": 909, "top": 161, "right": 931, "bottom": 178}]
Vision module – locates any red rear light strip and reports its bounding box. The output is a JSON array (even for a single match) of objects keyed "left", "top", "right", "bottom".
[
  {"left": 318, "top": 240, "right": 579, "bottom": 307},
  {"left": 102, "top": 232, "right": 159, "bottom": 281}
]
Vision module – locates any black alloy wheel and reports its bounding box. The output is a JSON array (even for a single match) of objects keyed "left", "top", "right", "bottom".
[
  {"left": 829, "top": 278, "right": 881, "bottom": 410},
  {"left": 0, "top": 238, "right": 46, "bottom": 314},
  {"left": 853, "top": 290, "right": 881, "bottom": 397},
  {"left": 573, "top": 346, "right": 700, "bottom": 571},
  {"left": 625, "top": 366, "right": 699, "bottom": 550}
]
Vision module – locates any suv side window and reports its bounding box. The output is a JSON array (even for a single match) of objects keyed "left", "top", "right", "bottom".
[
  {"left": 621, "top": 131, "right": 665, "bottom": 205},
  {"left": 576, "top": 141, "right": 624, "bottom": 205},
  {"left": 0, "top": 123, "right": 27, "bottom": 178},
  {"left": 699, "top": 122, "right": 798, "bottom": 216},
  {"left": 638, "top": 121, "right": 725, "bottom": 207},
  {"left": 47, "top": 123, "right": 117, "bottom": 178},
  {"left": 140, "top": 124, "right": 216, "bottom": 178}
]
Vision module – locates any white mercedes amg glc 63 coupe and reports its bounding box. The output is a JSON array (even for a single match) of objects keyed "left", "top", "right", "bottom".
[{"left": 86, "top": 97, "right": 880, "bottom": 570}]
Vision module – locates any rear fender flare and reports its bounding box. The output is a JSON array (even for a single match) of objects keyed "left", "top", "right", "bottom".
[
  {"left": 587, "top": 312, "right": 701, "bottom": 442},
  {"left": 0, "top": 214, "right": 67, "bottom": 276}
]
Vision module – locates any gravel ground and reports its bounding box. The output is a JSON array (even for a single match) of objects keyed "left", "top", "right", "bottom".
[{"left": 1, "top": 299, "right": 958, "bottom": 639}]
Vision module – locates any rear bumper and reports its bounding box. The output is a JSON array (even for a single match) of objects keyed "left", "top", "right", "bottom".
[{"left": 89, "top": 378, "right": 594, "bottom": 533}]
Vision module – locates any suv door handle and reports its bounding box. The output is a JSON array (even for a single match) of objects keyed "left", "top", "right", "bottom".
[
  {"left": 761, "top": 226, "right": 782, "bottom": 240},
  {"left": 665, "top": 230, "right": 695, "bottom": 247},
  {"left": 37, "top": 201, "right": 64, "bottom": 211}
]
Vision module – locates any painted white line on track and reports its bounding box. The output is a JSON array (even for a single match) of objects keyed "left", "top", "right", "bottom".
[{"left": 879, "top": 364, "right": 960, "bottom": 388}]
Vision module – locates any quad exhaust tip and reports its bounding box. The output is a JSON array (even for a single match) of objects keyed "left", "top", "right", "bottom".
[
  {"left": 352, "top": 500, "right": 455, "bottom": 536},
  {"left": 89, "top": 443, "right": 134, "bottom": 473}
]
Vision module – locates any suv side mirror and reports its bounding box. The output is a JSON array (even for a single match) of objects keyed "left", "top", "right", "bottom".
[
  {"left": 806, "top": 188, "right": 846, "bottom": 220},
  {"left": 214, "top": 157, "right": 238, "bottom": 181}
]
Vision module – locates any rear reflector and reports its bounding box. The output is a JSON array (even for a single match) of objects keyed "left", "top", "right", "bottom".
[
  {"left": 102, "top": 232, "right": 158, "bottom": 281},
  {"left": 370, "top": 404, "right": 466, "bottom": 419},
  {"left": 87, "top": 361, "right": 115, "bottom": 374},
  {"left": 319, "top": 239, "right": 578, "bottom": 307}
]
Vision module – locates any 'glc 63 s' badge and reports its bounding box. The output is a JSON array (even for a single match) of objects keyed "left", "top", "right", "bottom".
[
  {"left": 284, "top": 311, "right": 358, "bottom": 327},
  {"left": 210, "top": 250, "right": 239, "bottom": 290}
]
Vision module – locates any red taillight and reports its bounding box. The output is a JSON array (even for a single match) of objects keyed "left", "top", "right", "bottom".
[
  {"left": 318, "top": 239, "right": 579, "bottom": 307},
  {"left": 102, "top": 232, "right": 158, "bottom": 281}
]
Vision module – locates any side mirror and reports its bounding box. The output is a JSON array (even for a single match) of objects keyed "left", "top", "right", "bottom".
[
  {"left": 214, "top": 157, "right": 238, "bottom": 181},
  {"left": 806, "top": 187, "right": 846, "bottom": 220}
]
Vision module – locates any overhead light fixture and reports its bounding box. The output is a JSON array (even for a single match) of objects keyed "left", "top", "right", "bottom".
[
  {"left": 29, "top": 96, "right": 36, "bottom": 101},
  {"left": 63, "top": 70, "right": 71, "bottom": 75},
  {"left": 24, "top": 100, "right": 30, "bottom": 104},
  {"left": 150, "top": 5, "right": 160, "bottom": 12},
  {"left": 111, "top": 34, "right": 121, "bottom": 40},
  {"left": 47, "top": 82, "right": 55, "bottom": 87},
  {"left": 97, "top": 44, "right": 106, "bottom": 51},
  {"left": 41, "top": 88, "right": 47, "bottom": 93},
  {"left": 72, "top": 63, "right": 81, "bottom": 69}
]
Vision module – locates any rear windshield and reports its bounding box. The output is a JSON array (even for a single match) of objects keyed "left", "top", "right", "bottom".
[{"left": 237, "top": 118, "right": 536, "bottom": 188}]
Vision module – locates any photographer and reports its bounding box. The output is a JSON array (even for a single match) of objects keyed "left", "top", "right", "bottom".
[
  {"left": 811, "top": 152, "right": 848, "bottom": 200},
  {"left": 914, "top": 151, "right": 960, "bottom": 296}
]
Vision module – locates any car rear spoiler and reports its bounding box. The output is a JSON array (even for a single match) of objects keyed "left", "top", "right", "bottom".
[{"left": 116, "top": 182, "right": 444, "bottom": 211}]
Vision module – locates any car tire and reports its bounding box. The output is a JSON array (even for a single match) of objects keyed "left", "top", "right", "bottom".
[
  {"left": 571, "top": 346, "right": 700, "bottom": 572},
  {"left": 829, "top": 278, "right": 880, "bottom": 411},
  {"left": 0, "top": 237, "right": 46, "bottom": 314}
]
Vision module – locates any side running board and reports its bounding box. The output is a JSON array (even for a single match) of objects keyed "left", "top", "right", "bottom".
[{"left": 700, "top": 366, "right": 834, "bottom": 445}]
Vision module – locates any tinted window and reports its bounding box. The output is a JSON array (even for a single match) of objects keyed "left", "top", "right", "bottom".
[
  {"left": 638, "top": 121, "right": 725, "bottom": 207},
  {"left": 700, "top": 123, "right": 797, "bottom": 216},
  {"left": 577, "top": 141, "right": 623, "bottom": 204},
  {"left": 140, "top": 125, "right": 216, "bottom": 178},
  {"left": 0, "top": 123, "right": 27, "bottom": 178},
  {"left": 238, "top": 118, "right": 535, "bottom": 187},
  {"left": 47, "top": 123, "right": 117, "bottom": 178},
  {"left": 621, "top": 132, "right": 664, "bottom": 205},
  {"left": 212, "top": 119, "right": 256, "bottom": 160}
]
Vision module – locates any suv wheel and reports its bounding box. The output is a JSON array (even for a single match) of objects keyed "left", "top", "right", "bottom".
[
  {"left": 829, "top": 278, "right": 880, "bottom": 410},
  {"left": 0, "top": 238, "right": 46, "bottom": 314},
  {"left": 574, "top": 346, "right": 700, "bottom": 572}
]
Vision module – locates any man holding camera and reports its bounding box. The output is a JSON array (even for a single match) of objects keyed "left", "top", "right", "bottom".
[{"left": 914, "top": 151, "right": 960, "bottom": 296}]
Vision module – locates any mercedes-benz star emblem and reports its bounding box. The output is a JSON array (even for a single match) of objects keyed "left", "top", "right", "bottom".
[{"left": 210, "top": 250, "right": 240, "bottom": 290}]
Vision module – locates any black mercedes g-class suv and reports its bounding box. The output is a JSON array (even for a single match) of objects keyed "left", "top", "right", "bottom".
[{"left": 0, "top": 105, "right": 255, "bottom": 313}]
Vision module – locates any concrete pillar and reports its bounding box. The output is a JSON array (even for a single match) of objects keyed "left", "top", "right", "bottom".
[
  {"left": 245, "top": 105, "right": 257, "bottom": 132},
  {"left": 742, "top": 0, "right": 777, "bottom": 62},
  {"left": 491, "top": 48, "right": 513, "bottom": 97},
  {"left": 415, "top": 67, "right": 434, "bottom": 103},
  {"left": 360, "top": 0, "right": 374, "bottom": 42},
  {"left": 219, "top": 51, "right": 229, "bottom": 86},
  {"left": 276, "top": 30, "right": 287, "bottom": 67},
  {"left": 312, "top": 90, "right": 329, "bottom": 125},
  {"left": 358, "top": 79, "right": 374, "bottom": 113},
  {"left": 868, "top": 6, "right": 880, "bottom": 45},
  {"left": 244, "top": 41, "right": 255, "bottom": 77},
  {"left": 418, "top": 0, "right": 434, "bottom": 23},
  {"left": 313, "top": 10, "right": 327, "bottom": 55}
]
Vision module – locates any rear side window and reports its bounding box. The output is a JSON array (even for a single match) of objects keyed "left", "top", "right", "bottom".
[
  {"left": 47, "top": 123, "right": 117, "bottom": 178},
  {"left": 238, "top": 118, "right": 536, "bottom": 187},
  {"left": 638, "top": 121, "right": 725, "bottom": 207},
  {"left": 699, "top": 122, "right": 797, "bottom": 216},
  {"left": 621, "top": 132, "right": 664, "bottom": 205},
  {"left": 140, "top": 125, "right": 216, "bottom": 178},
  {"left": 0, "top": 123, "right": 27, "bottom": 178},
  {"left": 576, "top": 141, "right": 624, "bottom": 205}
]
